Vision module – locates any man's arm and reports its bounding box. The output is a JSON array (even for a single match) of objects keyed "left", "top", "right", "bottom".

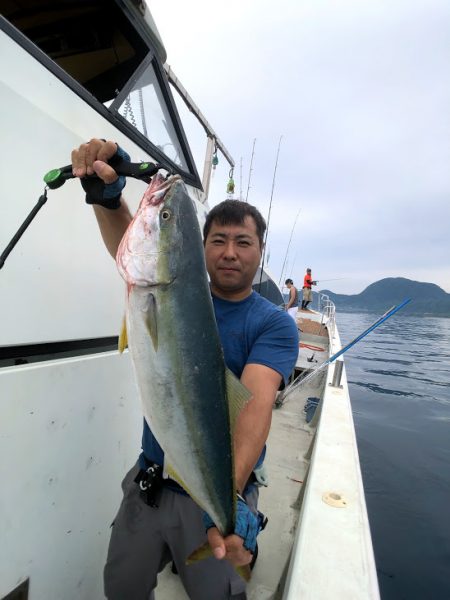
[
  {"left": 93, "top": 203, "right": 132, "bottom": 259},
  {"left": 207, "top": 363, "right": 281, "bottom": 566},
  {"left": 235, "top": 363, "right": 281, "bottom": 492},
  {"left": 72, "top": 138, "right": 132, "bottom": 258}
]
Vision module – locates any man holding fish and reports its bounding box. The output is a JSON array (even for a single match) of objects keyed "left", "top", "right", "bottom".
[{"left": 72, "top": 139, "right": 298, "bottom": 600}]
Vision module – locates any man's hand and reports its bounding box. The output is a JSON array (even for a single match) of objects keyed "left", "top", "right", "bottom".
[
  {"left": 72, "top": 138, "right": 118, "bottom": 179},
  {"left": 207, "top": 528, "right": 252, "bottom": 567},
  {"left": 71, "top": 138, "right": 133, "bottom": 257},
  {"left": 71, "top": 138, "right": 129, "bottom": 209},
  {"left": 203, "top": 495, "right": 266, "bottom": 566}
]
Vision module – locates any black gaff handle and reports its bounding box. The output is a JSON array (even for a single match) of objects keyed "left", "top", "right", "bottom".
[
  {"left": 0, "top": 191, "right": 48, "bottom": 269},
  {"left": 44, "top": 158, "right": 161, "bottom": 190},
  {"left": 1, "top": 159, "right": 161, "bottom": 269}
]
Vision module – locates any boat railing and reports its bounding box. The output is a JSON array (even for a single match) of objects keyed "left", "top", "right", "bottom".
[{"left": 318, "top": 293, "right": 336, "bottom": 340}]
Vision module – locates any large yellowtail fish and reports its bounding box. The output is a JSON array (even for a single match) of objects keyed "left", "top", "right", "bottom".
[{"left": 116, "top": 174, "right": 251, "bottom": 557}]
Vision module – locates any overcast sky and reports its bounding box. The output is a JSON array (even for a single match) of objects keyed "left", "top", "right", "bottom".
[{"left": 150, "top": 0, "right": 450, "bottom": 295}]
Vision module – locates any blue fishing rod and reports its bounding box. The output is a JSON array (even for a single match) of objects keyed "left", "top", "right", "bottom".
[{"left": 276, "top": 298, "right": 412, "bottom": 407}]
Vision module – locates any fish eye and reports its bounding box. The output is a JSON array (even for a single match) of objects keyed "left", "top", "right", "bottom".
[{"left": 161, "top": 209, "right": 171, "bottom": 221}]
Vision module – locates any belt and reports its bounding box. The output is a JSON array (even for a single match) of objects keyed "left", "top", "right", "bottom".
[
  {"left": 137, "top": 456, "right": 258, "bottom": 507},
  {"left": 136, "top": 457, "right": 187, "bottom": 506}
]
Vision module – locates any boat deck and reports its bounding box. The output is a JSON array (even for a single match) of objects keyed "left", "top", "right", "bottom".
[{"left": 157, "top": 310, "right": 329, "bottom": 599}]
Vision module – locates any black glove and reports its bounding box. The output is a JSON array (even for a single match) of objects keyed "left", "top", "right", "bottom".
[{"left": 81, "top": 145, "right": 130, "bottom": 209}]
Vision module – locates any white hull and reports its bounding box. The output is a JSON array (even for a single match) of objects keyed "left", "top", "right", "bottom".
[
  {"left": 0, "top": 352, "right": 141, "bottom": 599},
  {"left": 282, "top": 309, "right": 379, "bottom": 599}
]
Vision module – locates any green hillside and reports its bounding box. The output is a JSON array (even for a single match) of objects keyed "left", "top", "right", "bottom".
[{"left": 319, "top": 278, "right": 450, "bottom": 317}]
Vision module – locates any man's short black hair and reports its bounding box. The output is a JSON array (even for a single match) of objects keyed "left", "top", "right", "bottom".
[
  {"left": 203, "top": 200, "right": 266, "bottom": 248},
  {"left": 285, "top": 278, "right": 293, "bottom": 285},
  {"left": 307, "top": 268, "right": 311, "bottom": 272}
]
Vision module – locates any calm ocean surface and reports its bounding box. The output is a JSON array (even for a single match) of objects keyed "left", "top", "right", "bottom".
[{"left": 336, "top": 312, "right": 450, "bottom": 600}]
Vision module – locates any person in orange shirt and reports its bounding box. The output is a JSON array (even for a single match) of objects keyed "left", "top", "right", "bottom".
[{"left": 301, "top": 268, "right": 317, "bottom": 310}]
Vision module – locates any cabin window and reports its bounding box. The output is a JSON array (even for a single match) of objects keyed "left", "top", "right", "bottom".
[
  {"left": 116, "top": 64, "right": 187, "bottom": 169},
  {"left": 3, "top": 2, "right": 149, "bottom": 103},
  {"left": 1, "top": 0, "right": 193, "bottom": 177}
]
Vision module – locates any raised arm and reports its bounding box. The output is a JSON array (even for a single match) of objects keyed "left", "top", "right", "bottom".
[
  {"left": 92, "top": 203, "right": 133, "bottom": 259},
  {"left": 72, "top": 138, "right": 132, "bottom": 258}
]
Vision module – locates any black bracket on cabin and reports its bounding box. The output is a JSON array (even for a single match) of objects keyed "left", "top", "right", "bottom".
[{"left": 0, "top": 160, "right": 161, "bottom": 270}]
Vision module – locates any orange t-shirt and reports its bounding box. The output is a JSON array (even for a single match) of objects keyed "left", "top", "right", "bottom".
[{"left": 304, "top": 273, "right": 312, "bottom": 288}]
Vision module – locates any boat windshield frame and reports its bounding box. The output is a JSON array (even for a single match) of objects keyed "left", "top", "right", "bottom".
[{"left": 0, "top": 0, "right": 202, "bottom": 189}]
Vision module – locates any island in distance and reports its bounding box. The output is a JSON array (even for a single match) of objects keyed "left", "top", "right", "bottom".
[{"left": 317, "top": 277, "right": 450, "bottom": 317}]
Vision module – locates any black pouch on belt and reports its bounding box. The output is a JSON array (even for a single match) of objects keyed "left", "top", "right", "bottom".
[{"left": 134, "top": 463, "right": 163, "bottom": 507}]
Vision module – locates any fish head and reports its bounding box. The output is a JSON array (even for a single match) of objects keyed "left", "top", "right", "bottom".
[{"left": 116, "top": 174, "right": 186, "bottom": 287}]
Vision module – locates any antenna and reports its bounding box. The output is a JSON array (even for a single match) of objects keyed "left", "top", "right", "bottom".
[
  {"left": 245, "top": 138, "right": 256, "bottom": 203},
  {"left": 239, "top": 157, "right": 243, "bottom": 201},
  {"left": 260, "top": 135, "right": 283, "bottom": 283},
  {"left": 289, "top": 251, "right": 298, "bottom": 278},
  {"left": 279, "top": 209, "right": 301, "bottom": 286}
]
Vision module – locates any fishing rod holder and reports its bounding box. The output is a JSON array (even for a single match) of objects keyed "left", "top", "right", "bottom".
[{"left": 330, "top": 360, "right": 344, "bottom": 389}]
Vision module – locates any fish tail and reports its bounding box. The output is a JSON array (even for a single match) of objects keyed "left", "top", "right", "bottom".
[{"left": 186, "top": 542, "right": 252, "bottom": 582}]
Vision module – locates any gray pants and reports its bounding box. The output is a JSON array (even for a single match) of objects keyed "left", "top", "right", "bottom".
[{"left": 104, "top": 464, "right": 258, "bottom": 600}]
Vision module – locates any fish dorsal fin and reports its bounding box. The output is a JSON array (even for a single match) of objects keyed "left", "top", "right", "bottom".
[
  {"left": 225, "top": 368, "right": 252, "bottom": 436},
  {"left": 118, "top": 315, "right": 128, "bottom": 353},
  {"left": 144, "top": 293, "right": 158, "bottom": 351}
]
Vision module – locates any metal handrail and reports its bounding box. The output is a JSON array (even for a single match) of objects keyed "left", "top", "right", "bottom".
[{"left": 318, "top": 293, "right": 336, "bottom": 340}]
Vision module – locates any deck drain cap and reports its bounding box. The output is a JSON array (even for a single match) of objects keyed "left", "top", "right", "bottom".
[{"left": 322, "top": 491, "right": 347, "bottom": 508}]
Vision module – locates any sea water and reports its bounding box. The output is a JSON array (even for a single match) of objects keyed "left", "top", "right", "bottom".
[{"left": 336, "top": 312, "right": 450, "bottom": 600}]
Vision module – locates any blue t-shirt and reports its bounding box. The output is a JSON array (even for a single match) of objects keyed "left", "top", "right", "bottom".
[{"left": 141, "top": 291, "right": 299, "bottom": 468}]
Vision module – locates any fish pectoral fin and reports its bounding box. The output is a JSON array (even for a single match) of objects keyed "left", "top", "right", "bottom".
[
  {"left": 118, "top": 316, "right": 128, "bottom": 353},
  {"left": 225, "top": 368, "right": 252, "bottom": 435},
  {"left": 186, "top": 543, "right": 251, "bottom": 582},
  {"left": 144, "top": 293, "right": 158, "bottom": 351}
]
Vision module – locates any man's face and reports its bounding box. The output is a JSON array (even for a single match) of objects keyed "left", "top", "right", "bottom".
[{"left": 204, "top": 216, "right": 262, "bottom": 300}]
